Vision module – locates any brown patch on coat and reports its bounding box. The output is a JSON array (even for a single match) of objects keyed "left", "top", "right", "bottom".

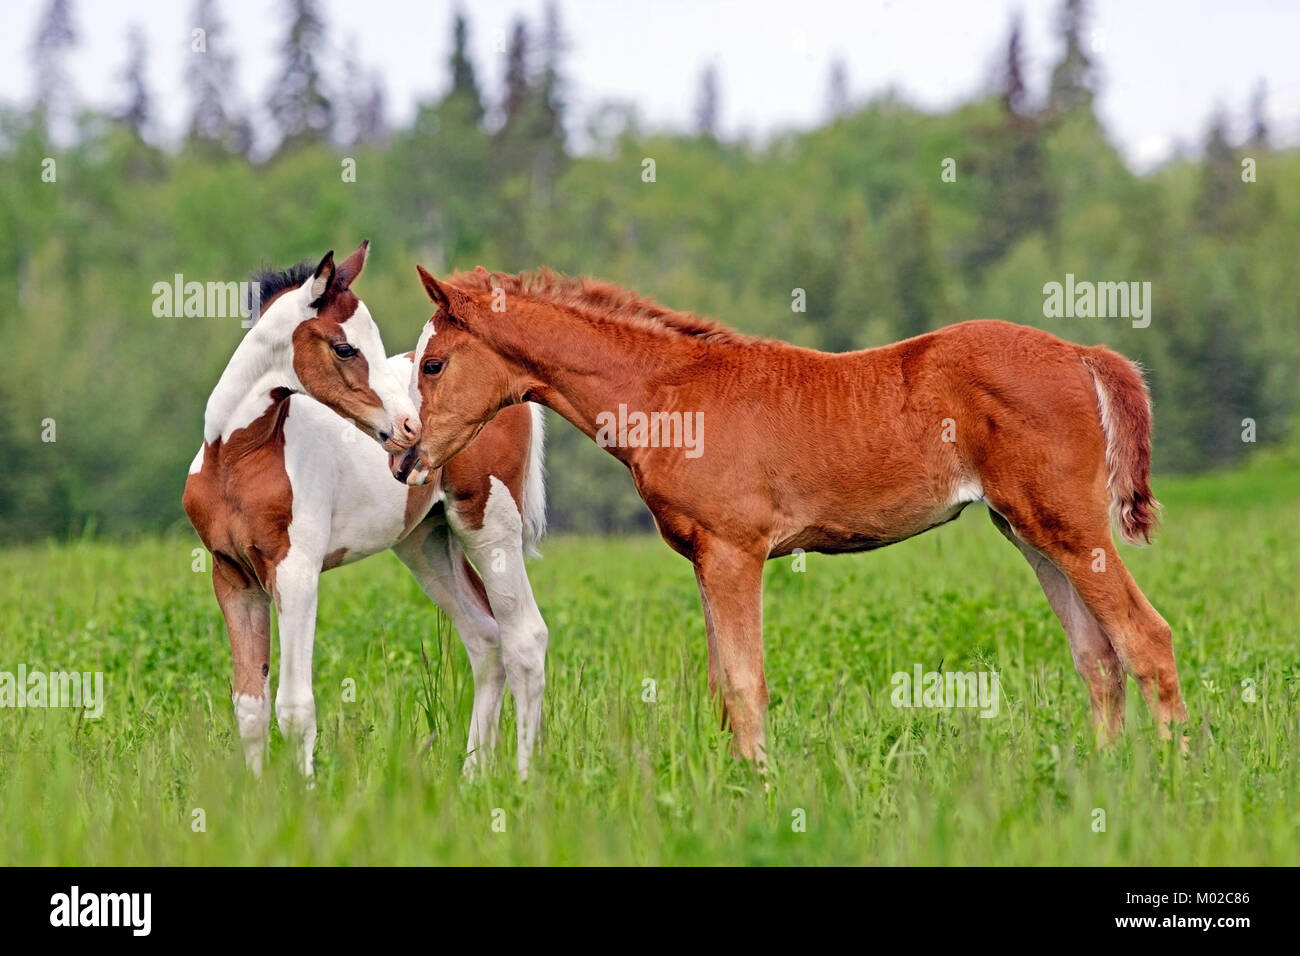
[
  {"left": 322, "top": 547, "right": 349, "bottom": 571},
  {"left": 440, "top": 403, "right": 533, "bottom": 531},
  {"left": 291, "top": 288, "right": 385, "bottom": 429},
  {"left": 403, "top": 480, "right": 439, "bottom": 538},
  {"left": 182, "top": 388, "right": 295, "bottom": 597}
]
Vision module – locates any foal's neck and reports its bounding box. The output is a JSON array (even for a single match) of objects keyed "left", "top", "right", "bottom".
[
  {"left": 203, "top": 323, "right": 293, "bottom": 444},
  {"left": 498, "top": 301, "right": 681, "bottom": 456}
]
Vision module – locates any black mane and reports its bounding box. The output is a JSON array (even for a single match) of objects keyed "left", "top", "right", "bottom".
[{"left": 248, "top": 259, "right": 315, "bottom": 318}]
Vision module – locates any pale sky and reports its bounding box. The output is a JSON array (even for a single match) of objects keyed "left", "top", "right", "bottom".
[{"left": 5, "top": 0, "right": 1299, "bottom": 170}]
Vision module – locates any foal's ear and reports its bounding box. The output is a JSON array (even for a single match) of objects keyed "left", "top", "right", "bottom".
[
  {"left": 335, "top": 239, "right": 369, "bottom": 289},
  {"left": 309, "top": 250, "right": 336, "bottom": 306},
  {"left": 417, "top": 265, "right": 474, "bottom": 328},
  {"left": 416, "top": 265, "right": 449, "bottom": 308}
]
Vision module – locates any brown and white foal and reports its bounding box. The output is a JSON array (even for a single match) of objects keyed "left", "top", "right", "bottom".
[
  {"left": 184, "top": 245, "right": 549, "bottom": 776},
  {"left": 394, "top": 266, "right": 1187, "bottom": 766}
]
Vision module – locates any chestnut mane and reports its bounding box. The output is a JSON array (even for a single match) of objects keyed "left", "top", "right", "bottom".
[{"left": 446, "top": 268, "right": 753, "bottom": 346}]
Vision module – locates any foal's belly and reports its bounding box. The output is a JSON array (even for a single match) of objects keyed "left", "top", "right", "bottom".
[{"left": 768, "top": 492, "right": 976, "bottom": 558}]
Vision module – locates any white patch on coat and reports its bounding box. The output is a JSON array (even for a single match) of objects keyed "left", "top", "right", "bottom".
[
  {"left": 952, "top": 478, "right": 984, "bottom": 505},
  {"left": 340, "top": 300, "right": 416, "bottom": 427},
  {"left": 408, "top": 321, "right": 436, "bottom": 412},
  {"left": 202, "top": 279, "right": 310, "bottom": 444},
  {"left": 232, "top": 676, "right": 271, "bottom": 776},
  {"left": 522, "top": 403, "right": 547, "bottom": 555},
  {"left": 448, "top": 476, "right": 549, "bottom": 778}
]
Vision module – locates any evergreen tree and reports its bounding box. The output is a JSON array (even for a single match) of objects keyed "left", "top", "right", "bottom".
[
  {"left": 1048, "top": 0, "right": 1095, "bottom": 115},
  {"left": 117, "top": 25, "right": 152, "bottom": 140},
  {"left": 447, "top": 10, "right": 484, "bottom": 125},
  {"left": 1195, "top": 110, "right": 1238, "bottom": 235},
  {"left": 1248, "top": 80, "right": 1269, "bottom": 149},
  {"left": 355, "top": 72, "right": 388, "bottom": 146},
  {"left": 536, "top": 2, "right": 566, "bottom": 149},
  {"left": 883, "top": 196, "right": 947, "bottom": 339},
  {"left": 695, "top": 64, "right": 719, "bottom": 139},
  {"left": 527, "top": 0, "right": 567, "bottom": 195},
  {"left": 965, "top": 115, "right": 1057, "bottom": 273},
  {"left": 828, "top": 194, "right": 895, "bottom": 351},
  {"left": 1001, "top": 14, "right": 1027, "bottom": 115},
  {"left": 826, "top": 59, "right": 849, "bottom": 118},
  {"left": 186, "top": 0, "right": 252, "bottom": 157},
  {"left": 28, "top": 0, "right": 78, "bottom": 138},
  {"left": 337, "top": 37, "right": 387, "bottom": 147},
  {"left": 266, "top": 0, "right": 334, "bottom": 152},
  {"left": 502, "top": 19, "right": 530, "bottom": 125}
]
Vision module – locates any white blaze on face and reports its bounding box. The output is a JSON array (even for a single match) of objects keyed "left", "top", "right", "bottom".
[
  {"left": 341, "top": 300, "right": 417, "bottom": 429},
  {"left": 408, "top": 320, "right": 436, "bottom": 416}
]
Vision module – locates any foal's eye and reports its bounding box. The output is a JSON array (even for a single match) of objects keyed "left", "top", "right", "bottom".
[
  {"left": 422, "top": 359, "right": 444, "bottom": 376},
  {"left": 332, "top": 343, "right": 358, "bottom": 359}
]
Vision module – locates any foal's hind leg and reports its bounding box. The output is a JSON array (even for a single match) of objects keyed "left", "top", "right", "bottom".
[
  {"left": 393, "top": 515, "right": 506, "bottom": 775},
  {"left": 987, "top": 510, "right": 1124, "bottom": 742},
  {"left": 212, "top": 563, "right": 272, "bottom": 774},
  {"left": 987, "top": 490, "right": 1186, "bottom": 739}
]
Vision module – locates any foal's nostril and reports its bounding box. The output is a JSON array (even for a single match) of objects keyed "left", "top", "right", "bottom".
[
  {"left": 378, "top": 430, "right": 391, "bottom": 443},
  {"left": 400, "top": 417, "right": 417, "bottom": 437}
]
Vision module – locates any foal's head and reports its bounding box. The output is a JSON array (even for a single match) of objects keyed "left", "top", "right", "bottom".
[
  {"left": 390, "top": 266, "right": 522, "bottom": 485},
  {"left": 256, "top": 241, "right": 419, "bottom": 453}
]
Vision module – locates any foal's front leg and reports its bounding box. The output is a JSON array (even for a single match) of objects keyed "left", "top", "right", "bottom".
[
  {"left": 212, "top": 568, "right": 272, "bottom": 775},
  {"left": 450, "top": 492, "right": 550, "bottom": 779},
  {"left": 271, "top": 552, "right": 321, "bottom": 775},
  {"left": 692, "top": 539, "right": 769, "bottom": 765}
]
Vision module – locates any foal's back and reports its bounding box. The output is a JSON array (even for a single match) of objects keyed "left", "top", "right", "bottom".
[{"left": 643, "top": 320, "right": 1118, "bottom": 557}]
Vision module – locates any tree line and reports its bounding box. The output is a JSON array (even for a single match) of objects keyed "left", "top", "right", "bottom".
[{"left": 1, "top": 0, "right": 1295, "bottom": 540}]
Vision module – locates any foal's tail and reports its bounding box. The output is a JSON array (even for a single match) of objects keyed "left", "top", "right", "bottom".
[
  {"left": 522, "top": 402, "right": 548, "bottom": 557},
  {"left": 1080, "top": 347, "right": 1161, "bottom": 545}
]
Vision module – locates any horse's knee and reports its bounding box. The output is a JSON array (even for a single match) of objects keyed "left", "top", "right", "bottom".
[
  {"left": 1073, "top": 645, "right": 1122, "bottom": 687},
  {"left": 502, "top": 620, "right": 548, "bottom": 686},
  {"left": 275, "top": 694, "right": 316, "bottom": 739}
]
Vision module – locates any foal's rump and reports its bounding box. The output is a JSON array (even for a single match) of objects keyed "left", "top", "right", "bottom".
[{"left": 929, "top": 320, "right": 1158, "bottom": 546}]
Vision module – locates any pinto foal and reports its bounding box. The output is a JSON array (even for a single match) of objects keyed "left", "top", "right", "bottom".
[
  {"left": 394, "top": 266, "right": 1187, "bottom": 764},
  {"left": 184, "top": 245, "right": 549, "bottom": 776}
]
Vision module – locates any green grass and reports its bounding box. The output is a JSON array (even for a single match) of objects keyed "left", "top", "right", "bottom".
[{"left": 1, "top": 450, "right": 1298, "bottom": 865}]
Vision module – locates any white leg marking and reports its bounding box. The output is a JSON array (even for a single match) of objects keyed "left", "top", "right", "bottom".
[
  {"left": 450, "top": 477, "right": 550, "bottom": 779},
  {"left": 233, "top": 677, "right": 271, "bottom": 776},
  {"left": 272, "top": 552, "right": 320, "bottom": 776}
]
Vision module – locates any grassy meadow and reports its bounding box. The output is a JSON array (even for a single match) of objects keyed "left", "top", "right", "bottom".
[{"left": 1, "top": 449, "right": 1297, "bottom": 866}]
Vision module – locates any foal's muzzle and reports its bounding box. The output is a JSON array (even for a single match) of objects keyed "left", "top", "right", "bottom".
[
  {"left": 378, "top": 414, "right": 421, "bottom": 455},
  {"left": 389, "top": 444, "right": 433, "bottom": 486}
]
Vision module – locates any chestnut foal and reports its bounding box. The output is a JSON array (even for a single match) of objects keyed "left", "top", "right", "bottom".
[
  {"left": 184, "top": 245, "right": 549, "bottom": 777},
  {"left": 394, "top": 266, "right": 1187, "bottom": 765}
]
